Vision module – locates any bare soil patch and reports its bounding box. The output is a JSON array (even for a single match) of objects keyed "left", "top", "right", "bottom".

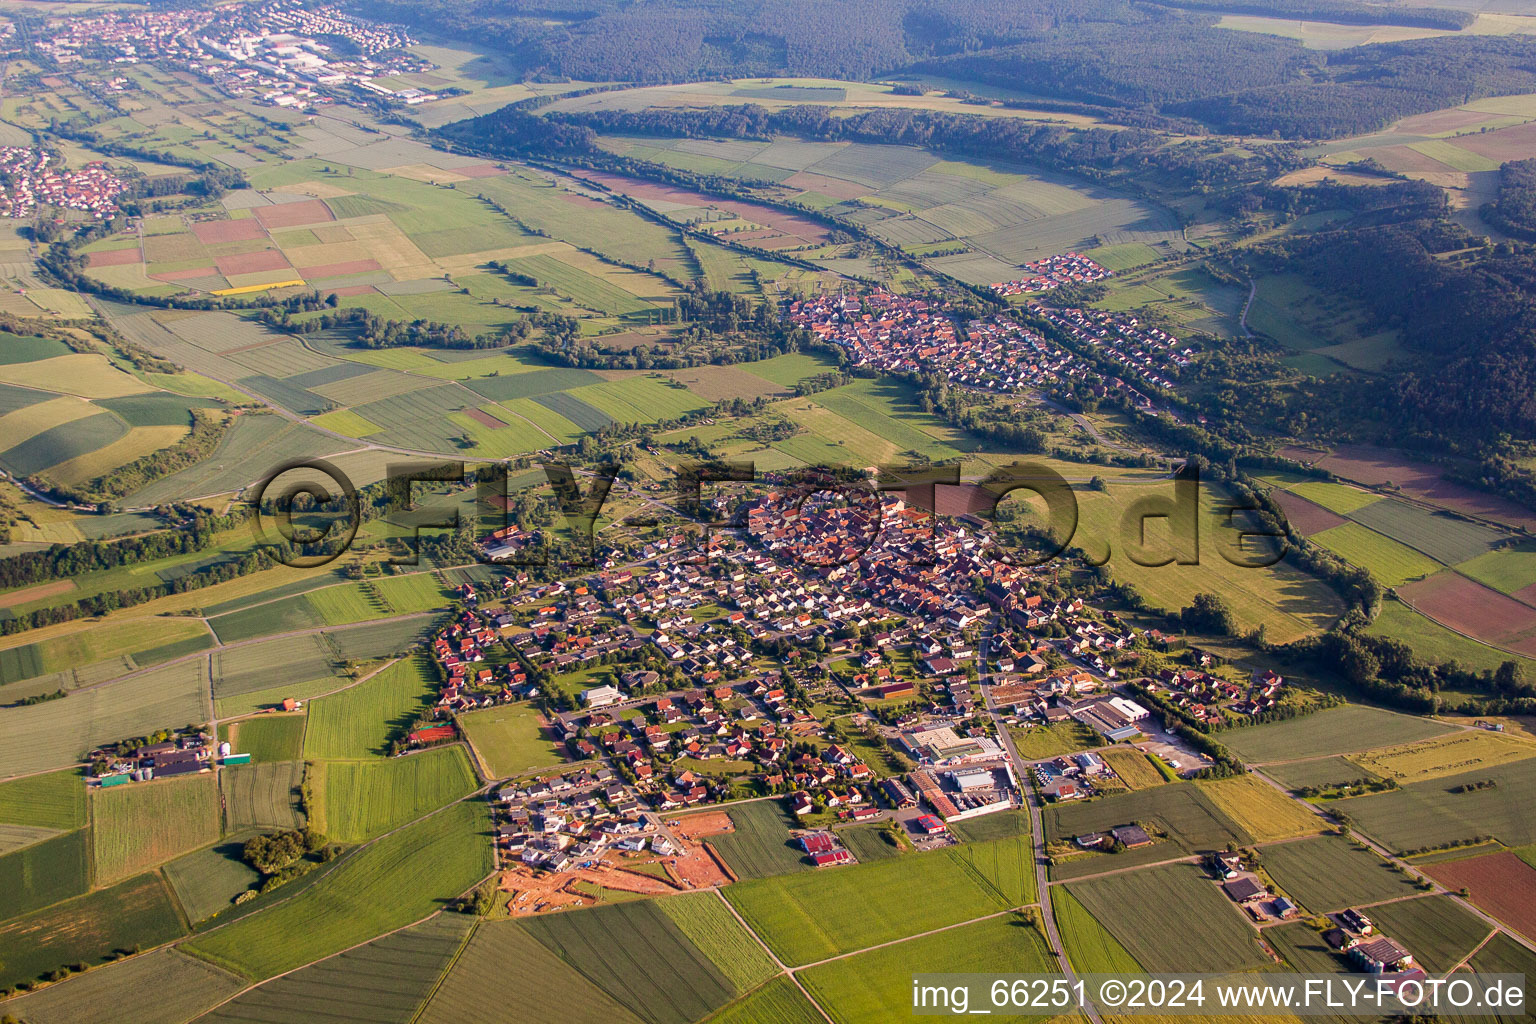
[
  {"left": 1424, "top": 851, "right": 1536, "bottom": 941},
  {"left": 191, "top": 219, "right": 266, "bottom": 244}
]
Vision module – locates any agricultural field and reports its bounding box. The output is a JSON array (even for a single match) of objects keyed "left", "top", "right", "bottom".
[
  {"left": 162, "top": 835, "right": 262, "bottom": 925},
  {"left": 0, "top": 768, "right": 86, "bottom": 831},
  {"left": 90, "top": 773, "right": 222, "bottom": 885},
  {"left": 1366, "top": 598, "right": 1536, "bottom": 676},
  {"left": 1344, "top": 756, "right": 1536, "bottom": 853},
  {"left": 459, "top": 703, "right": 566, "bottom": 778},
  {"left": 1244, "top": 273, "right": 1403, "bottom": 372},
  {"left": 524, "top": 901, "right": 736, "bottom": 1024},
  {"left": 657, "top": 891, "right": 778, "bottom": 992},
  {"left": 199, "top": 911, "right": 474, "bottom": 1024},
  {"left": 1219, "top": 705, "right": 1456, "bottom": 763},
  {"left": 0, "top": 948, "right": 245, "bottom": 1024},
  {"left": 0, "top": 872, "right": 185, "bottom": 991},
  {"left": 1362, "top": 895, "right": 1493, "bottom": 974},
  {"left": 1423, "top": 851, "right": 1536, "bottom": 942},
  {"left": 945, "top": 810, "right": 1030, "bottom": 845},
  {"left": 221, "top": 761, "right": 307, "bottom": 831},
  {"left": 1008, "top": 721, "right": 1101, "bottom": 760},
  {"left": 1195, "top": 775, "right": 1322, "bottom": 842},
  {"left": 1346, "top": 500, "right": 1510, "bottom": 566},
  {"left": 1259, "top": 835, "right": 1423, "bottom": 913},
  {"left": 1261, "top": 756, "right": 1381, "bottom": 792},
  {"left": 419, "top": 918, "right": 643, "bottom": 1024},
  {"left": 0, "top": 616, "right": 209, "bottom": 690},
  {"left": 1268, "top": 920, "right": 1352, "bottom": 974},
  {"left": 0, "top": 828, "right": 90, "bottom": 921},
  {"left": 1066, "top": 863, "right": 1271, "bottom": 973},
  {"left": 1310, "top": 522, "right": 1441, "bottom": 586},
  {"left": 702, "top": 976, "right": 822, "bottom": 1024},
  {"left": 1051, "top": 888, "right": 1143, "bottom": 974},
  {"left": 1456, "top": 541, "right": 1536, "bottom": 600},
  {"left": 1470, "top": 931, "right": 1536, "bottom": 1024},
  {"left": 1346, "top": 730, "right": 1534, "bottom": 783},
  {"left": 1102, "top": 748, "right": 1168, "bottom": 791},
  {"left": 1394, "top": 571, "right": 1536, "bottom": 658},
  {"left": 219, "top": 714, "right": 306, "bottom": 763},
  {"left": 182, "top": 800, "right": 492, "bottom": 982},
  {"left": 709, "top": 799, "right": 813, "bottom": 881},
  {"left": 724, "top": 837, "right": 1028, "bottom": 966},
  {"left": 797, "top": 912, "right": 1054, "bottom": 1024},
  {"left": 0, "top": 660, "right": 210, "bottom": 779},
  {"left": 308, "top": 746, "right": 477, "bottom": 843},
  {"left": 1044, "top": 782, "right": 1249, "bottom": 861},
  {"left": 303, "top": 655, "right": 437, "bottom": 760}
]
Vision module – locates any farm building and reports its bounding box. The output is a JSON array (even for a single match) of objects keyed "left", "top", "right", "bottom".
[{"left": 1351, "top": 937, "right": 1414, "bottom": 973}]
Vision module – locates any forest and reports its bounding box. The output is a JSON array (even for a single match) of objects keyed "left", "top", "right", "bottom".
[
  {"left": 365, "top": 0, "right": 1536, "bottom": 138},
  {"left": 1482, "top": 158, "right": 1536, "bottom": 242}
]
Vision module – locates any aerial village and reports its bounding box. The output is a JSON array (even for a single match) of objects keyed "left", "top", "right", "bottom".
[
  {"left": 785, "top": 288, "right": 1192, "bottom": 414},
  {"left": 990, "top": 252, "right": 1114, "bottom": 295},
  {"left": 0, "top": 148, "right": 127, "bottom": 220}
]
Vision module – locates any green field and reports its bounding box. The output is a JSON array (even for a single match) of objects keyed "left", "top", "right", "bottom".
[
  {"left": 212, "top": 633, "right": 338, "bottom": 698},
  {"left": 1261, "top": 755, "right": 1381, "bottom": 791},
  {"left": 221, "top": 760, "right": 306, "bottom": 831},
  {"left": 303, "top": 654, "right": 437, "bottom": 760},
  {"left": 1268, "top": 920, "right": 1352, "bottom": 974},
  {"left": 1196, "top": 774, "right": 1323, "bottom": 842},
  {"left": 0, "top": 768, "right": 86, "bottom": 830},
  {"left": 1284, "top": 479, "right": 1381, "bottom": 515},
  {"left": 221, "top": 714, "right": 305, "bottom": 762},
  {"left": 1342, "top": 756, "right": 1536, "bottom": 852},
  {"left": 182, "top": 800, "right": 492, "bottom": 981},
  {"left": 199, "top": 911, "right": 473, "bottom": 1024},
  {"left": 946, "top": 810, "right": 1030, "bottom": 844},
  {"left": 460, "top": 703, "right": 566, "bottom": 778},
  {"left": 657, "top": 892, "right": 778, "bottom": 993},
  {"left": 1311, "top": 521, "right": 1442, "bottom": 586},
  {"left": 0, "top": 872, "right": 185, "bottom": 990},
  {"left": 0, "top": 659, "right": 209, "bottom": 778},
  {"left": 1009, "top": 722, "right": 1101, "bottom": 760},
  {"left": 1260, "top": 835, "right": 1423, "bottom": 913},
  {"left": 525, "top": 900, "right": 736, "bottom": 1024},
  {"left": 90, "top": 773, "right": 222, "bottom": 885},
  {"left": 1367, "top": 598, "right": 1536, "bottom": 675},
  {"left": 0, "top": 828, "right": 89, "bottom": 921},
  {"left": 709, "top": 799, "right": 813, "bottom": 881},
  {"left": 1470, "top": 933, "right": 1536, "bottom": 1024},
  {"left": 1456, "top": 541, "right": 1536, "bottom": 597},
  {"left": 162, "top": 835, "right": 263, "bottom": 925},
  {"left": 309, "top": 746, "right": 478, "bottom": 843},
  {"left": 724, "top": 837, "right": 1029, "bottom": 967},
  {"left": 702, "top": 976, "right": 821, "bottom": 1024},
  {"left": 1067, "top": 863, "right": 1270, "bottom": 973},
  {"left": 836, "top": 823, "right": 903, "bottom": 862},
  {"left": 1346, "top": 500, "right": 1509, "bottom": 565},
  {"left": 1044, "top": 782, "right": 1248, "bottom": 863},
  {"left": 1101, "top": 749, "right": 1167, "bottom": 791},
  {"left": 0, "top": 948, "right": 244, "bottom": 1024},
  {"left": 1219, "top": 705, "right": 1456, "bottom": 763},
  {"left": 798, "top": 912, "right": 1054, "bottom": 1024},
  {"left": 1363, "top": 895, "right": 1492, "bottom": 974},
  {"left": 1051, "top": 887, "right": 1143, "bottom": 974},
  {"left": 419, "top": 918, "right": 644, "bottom": 1024}
]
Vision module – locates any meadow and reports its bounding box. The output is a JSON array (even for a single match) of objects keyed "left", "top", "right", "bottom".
[
  {"left": 198, "top": 911, "right": 473, "bottom": 1024},
  {"left": 219, "top": 714, "right": 306, "bottom": 763},
  {"left": 1259, "top": 835, "right": 1423, "bottom": 913},
  {"left": 1101, "top": 749, "right": 1167, "bottom": 790},
  {"left": 797, "top": 912, "right": 1054, "bottom": 1024},
  {"left": 1044, "top": 782, "right": 1248, "bottom": 860},
  {"left": 1346, "top": 500, "right": 1509, "bottom": 565},
  {"left": 0, "top": 948, "right": 244, "bottom": 1024},
  {"left": 0, "top": 769, "right": 86, "bottom": 830},
  {"left": 1261, "top": 755, "right": 1381, "bottom": 791},
  {"left": 419, "top": 918, "right": 644, "bottom": 1024},
  {"left": 1218, "top": 705, "right": 1456, "bottom": 763},
  {"left": 460, "top": 703, "right": 566, "bottom": 778},
  {"left": 1455, "top": 540, "right": 1536, "bottom": 599},
  {"left": 0, "top": 873, "right": 185, "bottom": 990},
  {"left": 657, "top": 892, "right": 778, "bottom": 993},
  {"left": 1195, "top": 774, "right": 1323, "bottom": 842},
  {"left": 724, "top": 838, "right": 1027, "bottom": 966},
  {"left": 1067, "top": 863, "right": 1270, "bottom": 973},
  {"left": 303, "top": 655, "right": 437, "bottom": 760},
  {"left": 309, "top": 746, "right": 477, "bottom": 843},
  {"left": 183, "top": 800, "right": 492, "bottom": 981},
  {"left": 1268, "top": 920, "right": 1351, "bottom": 974},
  {"left": 1366, "top": 598, "right": 1536, "bottom": 676},
  {"left": 90, "top": 773, "right": 222, "bottom": 885},
  {"left": 162, "top": 836, "right": 262, "bottom": 925},
  {"left": 524, "top": 901, "right": 736, "bottom": 1024},
  {"left": 709, "top": 800, "right": 813, "bottom": 881}
]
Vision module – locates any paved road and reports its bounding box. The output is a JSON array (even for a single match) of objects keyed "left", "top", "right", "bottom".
[{"left": 979, "top": 626, "right": 1105, "bottom": 1024}]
